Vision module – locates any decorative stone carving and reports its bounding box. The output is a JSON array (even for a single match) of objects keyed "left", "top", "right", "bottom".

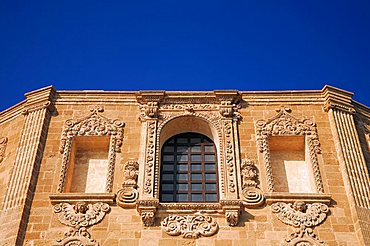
[
  {"left": 117, "top": 160, "right": 139, "bottom": 207},
  {"left": 53, "top": 202, "right": 110, "bottom": 246},
  {"left": 271, "top": 201, "right": 329, "bottom": 245},
  {"left": 220, "top": 200, "right": 242, "bottom": 226},
  {"left": 161, "top": 215, "right": 219, "bottom": 238},
  {"left": 57, "top": 106, "right": 124, "bottom": 193},
  {"left": 140, "top": 102, "right": 159, "bottom": 120},
  {"left": 255, "top": 107, "right": 324, "bottom": 193},
  {"left": 240, "top": 159, "right": 264, "bottom": 207},
  {"left": 137, "top": 199, "right": 159, "bottom": 226},
  {"left": 0, "top": 137, "right": 8, "bottom": 163}
]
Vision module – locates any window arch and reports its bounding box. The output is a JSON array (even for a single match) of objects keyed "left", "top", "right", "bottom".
[{"left": 160, "top": 132, "right": 219, "bottom": 202}]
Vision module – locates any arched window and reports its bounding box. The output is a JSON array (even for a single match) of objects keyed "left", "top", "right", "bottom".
[{"left": 160, "top": 132, "right": 219, "bottom": 202}]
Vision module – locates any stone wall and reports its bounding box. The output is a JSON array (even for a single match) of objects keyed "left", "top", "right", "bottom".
[{"left": 0, "top": 86, "right": 369, "bottom": 245}]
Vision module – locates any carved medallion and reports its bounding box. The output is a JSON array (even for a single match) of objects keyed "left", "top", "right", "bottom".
[
  {"left": 53, "top": 202, "right": 110, "bottom": 246},
  {"left": 271, "top": 201, "right": 329, "bottom": 245},
  {"left": 161, "top": 215, "right": 218, "bottom": 238}
]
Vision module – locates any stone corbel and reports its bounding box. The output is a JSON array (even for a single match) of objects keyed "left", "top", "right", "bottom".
[
  {"left": 136, "top": 91, "right": 165, "bottom": 121},
  {"left": 214, "top": 90, "right": 242, "bottom": 120},
  {"left": 117, "top": 160, "right": 139, "bottom": 208},
  {"left": 322, "top": 85, "right": 355, "bottom": 114},
  {"left": 240, "top": 159, "right": 265, "bottom": 207},
  {"left": 136, "top": 199, "right": 159, "bottom": 227},
  {"left": 220, "top": 200, "right": 242, "bottom": 226}
]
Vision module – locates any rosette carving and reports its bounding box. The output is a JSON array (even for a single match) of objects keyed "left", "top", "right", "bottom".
[
  {"left": 161, "top": 215, "right": 218, "bottom": 238},
  {"left": 255, "top": 107, "right": 324, "bottom": 193},
  {"left": 117, "top": 160, "right": 139, "bottom": 207},
  {"left": 271, "top": 201, "right": 329, "bottom": 245},
  {"left": 240, "top": 159, "right": 264, "bottom": 207},
  {"left": 57, "top": 106, "right": 124, "bottom": 193},
  {"left": 0, "top": 137, "right": 8, "bottom": 163},
  {"left": 53, "top": 202, "right": 110, "bottom": 246}
]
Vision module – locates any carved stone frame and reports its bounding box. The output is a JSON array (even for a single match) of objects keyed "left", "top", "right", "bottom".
[
  {"left": 255, "top": 107, "right": 325, "bottom": 194},
  {"left": 56, "top": 106, "right": 124, "bottom": 194},
  {"left": 136, "top": 91, "right": 244, "bottom": 227}
]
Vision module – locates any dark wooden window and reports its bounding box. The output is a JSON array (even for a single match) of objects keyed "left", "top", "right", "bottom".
[{"left": 160, "top": 132, "right": 219, "bottom": 202}]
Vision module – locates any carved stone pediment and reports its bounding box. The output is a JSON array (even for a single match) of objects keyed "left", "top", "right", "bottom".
[
  {"left": 52, "top": 202, "right": 110, "bottom": 246},
  {"left": 161, "top": 215, "right": 218, "bottom": 238},
  {"left": 59, "top": 106, "right": 124, "bottom": 154},
  {"left": 271, "top": 201, "right": 329, "bottom": 245},
  {"left": 255, "top": 107, "right": 324, "bottom": 193}
]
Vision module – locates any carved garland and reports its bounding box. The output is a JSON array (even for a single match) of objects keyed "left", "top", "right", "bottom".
[
  {"left": 57, "top": 106, "right": 124, "bottom": 193},
  {"left": 117, "top": 160, "right": 139, "bottom": 207},
  {"left": 0, "top": 137, "right": 8, "bottom": 163},
  {"left": 255, "top": 107, "right": 324, "bottom": 193},
  {"left": 161, "top": 215, "right": 219, "bottom": 238},
  {"left": 271, "top": 201, "right": 329, "bottom": 245},
  {"left": 53, "top": 202, "right": 110, "bottom": 246}
]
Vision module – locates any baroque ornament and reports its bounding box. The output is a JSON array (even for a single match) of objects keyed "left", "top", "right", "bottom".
[
  {"left": 240, "top": 159, "right": 264, "bottom": 206},
  {"left": 161, "top": 215, "right": 219, "bottom": 238},
  {"left": 117, "top": 160, "right": 139, "bottom": 207},
  {"left": 53, "top": 202, "right": 110, "bottom": 246},
  {"left": 57, "top": 106, "right": 124, "bottom": 193},
  {"left": 0, "top": 137, "right": 8, "bottom": 163},
  {"left": 271, "top": 201, "right": 329, "bottom": 246},
  {"left": 255, "top": 107, "right": 324, "bottom": 193}
]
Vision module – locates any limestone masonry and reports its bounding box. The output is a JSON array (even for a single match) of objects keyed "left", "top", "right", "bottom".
[{"left": 0, "top": 85, "right": 369, "bottom": 245}]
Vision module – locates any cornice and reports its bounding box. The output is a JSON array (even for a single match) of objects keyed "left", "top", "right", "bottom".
[{"left": 322, "top": 85, "right": 355, "bottom": 114}]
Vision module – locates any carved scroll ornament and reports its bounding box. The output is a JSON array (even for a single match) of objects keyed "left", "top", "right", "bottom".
[
  {"left": 271, "top": 201, "right": 329, "bottom": 245},
  {"left": 240, "top": 159, "right": 264, "bottom": 207},
  {"left": 57, "top": 106, "right": 124, "bottom": 193},
  {"left": 117, "top": 160, "right": 139, "bottom": 207},
  {"left": 53, "top": 202, "right": 110, "bottom": 246},
  {"left": 255, "top": 107, "right": 324, "bottom": 193},
  {"left": 0, "top": 137, "right": 8, "bottom": 163},
  {"left": 161, "top": 215, "right": 218, "bottom": 238}
]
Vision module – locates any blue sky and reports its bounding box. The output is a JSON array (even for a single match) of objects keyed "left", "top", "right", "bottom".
[{"left": 1, "top": 1, "right": 370, "bottom": 111}]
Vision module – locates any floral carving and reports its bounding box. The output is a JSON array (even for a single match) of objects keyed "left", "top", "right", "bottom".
[
  {"left": 53, "top": 202, "right": 110, "bottom": 246},
  {"left": 255, "top": 107, "right": 324, "bottom": 193},
  {"left": 271, "top": 201, "right": 329, "bottom": 245},
  {"left": 140, "top": 102, "right": 159, "bottom": 120},
  {"left": 225, "top": 210, "right": 240, "bottom": 227},
  {"left": 57, "top": 106, "right": 124, "bottom": 193},
  {"left": 137, "top": 199, "right": 159, "bottom": 226},
  {"left": 117, "top": 160, "right": 139, "bottom": 207},
  {"left": 144, "top": 120, "right": 157, "bottom": 194},
  {"left": 240, "top": 159, "right": 264, "bottom": 206},
  {"left": 0, "top": 137, "right": 8, "bottom": 163},
  {"left": 161, "top": 215, "right": 218, "bottom": 238}
]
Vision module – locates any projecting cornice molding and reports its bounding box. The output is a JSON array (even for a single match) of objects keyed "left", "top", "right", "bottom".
[{"left": 322, "top": 85, "right": 355, "bottom": 114}]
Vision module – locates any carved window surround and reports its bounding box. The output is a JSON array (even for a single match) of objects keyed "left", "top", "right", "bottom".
[
  {"left": 255, "top": 107, "right": 325, "bottom": 194},
  {"left": 55, "top": 105, "right": 124, "bottom": 203},
  {"left": 135, "top": 91, "right": 246, "bottom": 227}
]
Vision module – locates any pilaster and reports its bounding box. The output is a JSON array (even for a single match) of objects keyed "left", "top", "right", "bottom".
[{"left": 1, "top": 86, "right": 56, "bottom": 245}]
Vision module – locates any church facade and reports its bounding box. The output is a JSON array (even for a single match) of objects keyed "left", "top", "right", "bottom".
[{"left": 0, "top": 85, "right": 369, "bottom": 245}]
